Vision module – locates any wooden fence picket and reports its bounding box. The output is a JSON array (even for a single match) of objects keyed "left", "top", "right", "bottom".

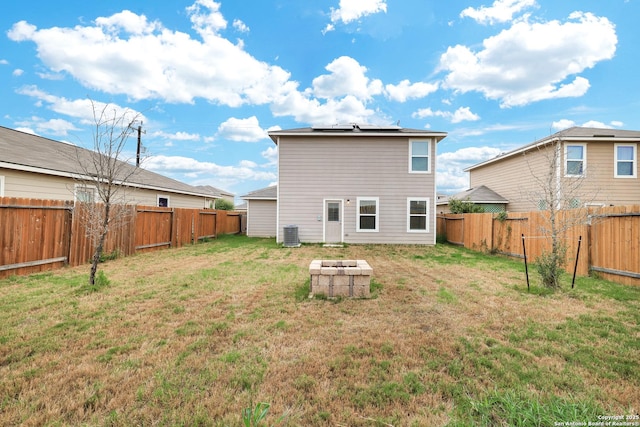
[{"left": 0, "top": 196, "right": 245, "bottom": 278}]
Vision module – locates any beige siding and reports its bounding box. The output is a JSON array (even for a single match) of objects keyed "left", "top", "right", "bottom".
[
  {"left": 2, "top": 169, "right": 75, "bottom": 200},
  {"left": 247, "top": 200, "right": 277, "bottom": 237},
  {"left": 585, "top": 143, "right": 640, "bottom": 206},
  {"left": 470, "top": 141, "right": 640, "bottom": 212},
  {"left": 278, "top": 136, "right": 437, "bottom": 244},
  {"left": 470, "top": 147, "right": 552, "bottom": 212},
  {"left": 0, "top": 168, "right": 210, "bottom": 208}
]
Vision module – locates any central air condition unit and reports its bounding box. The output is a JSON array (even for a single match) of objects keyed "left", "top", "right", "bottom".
[{"left": 283, "top": 225, "right": 300, "bottom": 247}]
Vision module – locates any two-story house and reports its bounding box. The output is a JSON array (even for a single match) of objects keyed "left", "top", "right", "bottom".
[
  {"left": 465, "top": 127, "right": 640, "bottom": 212},
  {"left": 268, "top": 124, "right": 447, "bottom": 245}
]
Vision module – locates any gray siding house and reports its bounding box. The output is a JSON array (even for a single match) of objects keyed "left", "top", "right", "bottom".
[
  {"left": 270, "top": 124, "right": 447, "bottom": 244},
  {"left": 0, "top": 126, "right": 221, "bottom": 208},
  {"left": 241, "top": 185, "right": 277, "bottom": 238}
]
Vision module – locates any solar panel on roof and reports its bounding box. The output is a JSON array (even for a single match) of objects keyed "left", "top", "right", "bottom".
[
  {"left": 311, "top": 124, "right": 355, "bottom": 131},
  {"left": 356, "top": 124, "right": 401, "bottom": 131}
]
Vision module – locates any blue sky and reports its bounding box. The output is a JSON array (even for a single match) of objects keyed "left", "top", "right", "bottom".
[{"left": 1, "top": 0, "right": 638, "bottom": 199}]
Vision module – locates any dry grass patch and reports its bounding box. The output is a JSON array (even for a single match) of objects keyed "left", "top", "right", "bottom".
[{"left": 1, "top": 235, "right": 638, "bottom": 426}]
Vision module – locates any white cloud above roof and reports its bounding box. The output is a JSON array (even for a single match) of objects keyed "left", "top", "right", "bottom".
[
  {"left": 311, "top": 56, "right": 383, "bottom": 101},
  {"left": 8, "top": 3, "right": 290, "bottom": 107},
  {"left": 460, "top": 0, "right": 537, "bottom": 25},
  {"left": 216, "top": 116, "right": 269, "bottom": 142},
  {"left": 412, "top": 106, "right": 480, "bottom": 124},
  {"left": 144, "top": 154, "right": 276, "bottom": 183},
  {"left": 439, "top": 11, "right": 617, "bottom": 107},
  {"left": 16, "top": 86, "right": 145, "bottom": 125},
  {"left": 385, "top": 80, "right": 439, "bottom": 103},
  {"left": 329, "top": 0, "right": 387, "bottom": 25},
  {"left": 437, "top": 146, "right": 503, "bottom": 193}
]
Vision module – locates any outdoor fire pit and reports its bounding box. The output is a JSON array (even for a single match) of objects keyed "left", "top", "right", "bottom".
[{"left": 308, "top": 259, "right": 373, "bottom": 298}]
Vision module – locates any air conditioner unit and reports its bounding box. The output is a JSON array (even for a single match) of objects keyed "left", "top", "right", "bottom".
[{"left": 283, "top": 225, "right": 300, "bottom": 247}]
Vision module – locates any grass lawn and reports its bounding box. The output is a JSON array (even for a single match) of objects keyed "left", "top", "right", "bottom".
[{"left": 1, "top": 235, "right": 639, "bottom": 426}]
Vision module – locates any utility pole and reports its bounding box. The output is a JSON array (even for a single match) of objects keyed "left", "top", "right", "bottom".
[{"left": 135, "top": 122, "right": 146, "bottom": 167}]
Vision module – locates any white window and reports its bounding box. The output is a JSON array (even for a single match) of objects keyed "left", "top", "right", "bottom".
[
  {"left": 614, "top": 143, "right": 637, "bottom": 178},
  {"left": 157, "top": 195, "right": 170, "bottom": 207},
  {"left": 407, "top": 198, "right": 429, "bottom": 232},
  {"left": 565, "top": 143, "right": 586, "bottom": 177},
  {"left": 357, "top": 197, "right": 379, "bottom": 232},
  {"left": 74, "top": 184, "right": 97, "bottom": 203},
  {"left": 409, "top": 140, "right": 430, "bottom": 173},
  {"left": 0, "top": 175, "right": 4, "bottom": 197}
]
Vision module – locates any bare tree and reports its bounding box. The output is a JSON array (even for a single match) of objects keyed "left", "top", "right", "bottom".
[
  {"left": 522, "top": 137, "right": 600, "bottom": 288},
  {"left": 73, "top": 101, "right": 142, "bottom": 285}
]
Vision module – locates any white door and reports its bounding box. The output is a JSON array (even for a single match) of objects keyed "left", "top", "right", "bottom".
[{"left": 324, "top": 200, "right": 343, "bottom": 243}]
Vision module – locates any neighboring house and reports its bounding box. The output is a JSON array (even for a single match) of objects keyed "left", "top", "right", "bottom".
[
  {"left": 437, "top": 185, "right": 508, "bottom": 214},
  {"left": 0, "top": 126, "right": 217, "bottom": 208},
  {"left": 241, "top": 185, "right": 277, "bottom": 238},
  {"left": 196, "top": 185, "right": 235, "bottom": 207},
  {"left": 269, "top": 124, "right": 447, "bottom": 244},
  {"left": 466, "top": 127, "right": 640, "bottom": 212}
]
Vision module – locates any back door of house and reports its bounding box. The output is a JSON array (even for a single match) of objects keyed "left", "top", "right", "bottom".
[{"left": 324, "top": 200, "right": 343, "bottom": 243}]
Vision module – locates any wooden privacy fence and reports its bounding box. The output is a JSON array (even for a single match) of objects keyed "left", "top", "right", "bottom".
[
  {"left": 0, "top": 197, "right": 245, "bottom": 278},
  {"left": 437, "top": 205, "right": 640, "bottom": 286}
]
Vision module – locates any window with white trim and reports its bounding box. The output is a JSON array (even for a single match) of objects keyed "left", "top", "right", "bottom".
[
  {"left": 409, "top": 140, "right": 430, "bottom": 173},
  {"left": 407, "top": 198, "right": 429, "bottom": 232},
  {"left": 157, "top": 195, "right": 170, "bottom": 207},
  {"left": 357, "top": 197, "right": 378, "bottom": 232},
  {"left": 74, "top": 184, "right": 97, "bottom": 203},
  {"left": 565, "top": 143, "right": 586, "bottom": 177},
  {"left": 614, "top": 143, "right": 637, "bottom": 178}
]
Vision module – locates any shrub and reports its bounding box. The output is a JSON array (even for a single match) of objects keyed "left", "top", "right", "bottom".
[
  {"left": 535, "top": 246, "right": 566, "bottom": 289},
  {"left": 449, "top": 198, "right": 485, "bottom": 214},
  {"left": 215, "top": 198, "right": 235, "bottom": 210}
]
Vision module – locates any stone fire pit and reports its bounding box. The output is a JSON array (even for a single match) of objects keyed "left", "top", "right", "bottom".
[{"left": 309, "top": 259, "right": 373, "bottom": 298}]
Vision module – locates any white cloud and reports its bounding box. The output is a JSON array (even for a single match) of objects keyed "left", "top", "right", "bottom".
[
  {"left": 7, "top": 2, "right": 445, "bottom": 129},
  {"left": 15, "top": 127, "right": 36, "bottom": 135},
  {"left": 311, "top": 56, "right": 383, "bottom": 101},
  {"left": 186, "top": 0, "right": 227, "bottom": 37},
  {"left": 15, "top": 117, "right": 79, "bottom": 136},
  {"left": 451, "top": 107, "right": 481, "bottom": 123},
  {"left": 0, "top": 59, "right": 9, "bottom": 65},
  {"left": 144, "top": 154, "right": 276, "bottom": 182},
  {"left": 233, "top": 19, "right": 249, "bottom": 33},
  {"left": 412, "top": 106, "right": 480, "bottom": 123},
  {"left": 12, "top": 69, "right": 24, "bottom": 77},
  {"left": 551, "top": 119, "right": 623, "bottom": 131},
  {"left": 17, "top": 86, "right": 145, "bottom": 125},
  {"left": 94, "top": 10, "right": 161, "bottom": 35},
  {"left": 153, "top": 130, "right": 201, "bottom": 141},
  {"left": 216, "top": 116, "right": 269, "bottom": 142},
  {"left": 8, "top": 2, "right": 291, "bottom": 107},
  {"left": 439, "top": 12, "right": 617, "bottom": 107},
  {"left": 328, "top": 0, "right": 387, "bottom": 25},
  {"left": 261, "top": 146, "right": 278, "bottom": 166},
  {"left": 385, "top": 80, "right": 439, "bottom": 102},
  {"left": 460, "top": 0, "right": 537, "bottom": 25},
  {"left": 437, "top": 146, "right": 503, "bottom": 194},
  {"left": 271, "top": 92, "right": 376, "bottom": 126},
  {"left": 580, "top": 120, "right": 610, "bottom": 129}
]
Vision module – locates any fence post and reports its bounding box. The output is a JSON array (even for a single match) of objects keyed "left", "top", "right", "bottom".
[
  {"left": 522, "top": 234, "right": 529, "bottom": 291},
  {"left": 572, "top": 236, "right": 582, "bottom": 289}
]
